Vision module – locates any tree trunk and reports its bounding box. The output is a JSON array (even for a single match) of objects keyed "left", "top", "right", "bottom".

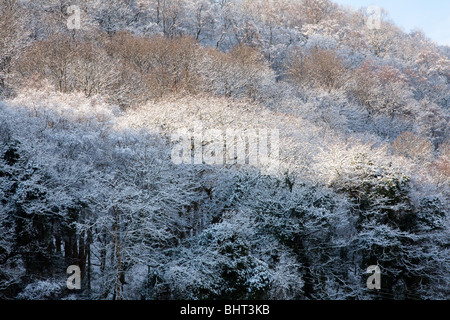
[{"left": 113, "top": 207, "right": 122, "bottom": 300}]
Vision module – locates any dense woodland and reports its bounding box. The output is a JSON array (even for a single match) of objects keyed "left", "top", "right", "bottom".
[{"left": 0, "top": 0, "right": 449, "bottom": 300}]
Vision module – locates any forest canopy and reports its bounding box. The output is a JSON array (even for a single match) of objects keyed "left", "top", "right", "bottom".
[{"left": 0, "top": 0, "right": 449, "bottom": 300}]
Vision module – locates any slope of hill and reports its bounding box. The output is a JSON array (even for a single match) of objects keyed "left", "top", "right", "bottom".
[{"left": 0, "top": 0, "right": 449, "bottom": 300}]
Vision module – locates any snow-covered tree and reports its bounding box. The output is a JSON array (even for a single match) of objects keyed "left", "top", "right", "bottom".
[
  {"left": 1, "top": 0, "right": 449, "bottom": 301},
  {"left": 0, "top": 0, "right": 29, "bottom": 94}
]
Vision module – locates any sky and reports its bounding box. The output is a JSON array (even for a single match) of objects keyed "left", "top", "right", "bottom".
[{"left": 333, "top": 0, "right": 450, "bottom": 46}]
